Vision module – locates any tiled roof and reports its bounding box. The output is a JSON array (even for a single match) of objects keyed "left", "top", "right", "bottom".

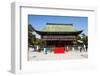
[{"left": 42, "top": 23, "right": 78, "bottom": 32}]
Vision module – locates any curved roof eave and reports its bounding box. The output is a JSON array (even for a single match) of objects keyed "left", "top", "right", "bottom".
[{"left": 35, "top": 30, "right": 83, "bottom": 35}]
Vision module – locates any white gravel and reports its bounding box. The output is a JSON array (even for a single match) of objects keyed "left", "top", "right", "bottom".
[{"left": 28, "top": 49, "right": 88, "bottom": 61}]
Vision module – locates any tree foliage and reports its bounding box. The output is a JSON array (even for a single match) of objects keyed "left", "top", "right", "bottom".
[
  {"left": 28, "top": 24, "right": 46, "bottom": 47},
  {"left": 77, "top": 33, "right": 88, "bottom": 46},
  {"left": 28, "top": 24, "right": 35, "bottom": 47}
]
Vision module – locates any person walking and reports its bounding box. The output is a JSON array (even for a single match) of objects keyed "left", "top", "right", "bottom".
[
  {"left": 44, "top": 47, "right": 48, "bottom": 54},
  {"left": 80, "top": 45, "right": 82, "bottom": 52}
]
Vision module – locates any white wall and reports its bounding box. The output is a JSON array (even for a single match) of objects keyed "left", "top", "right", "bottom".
[{"left": 0, "top": 0, "right": 100, "bottom": 76}]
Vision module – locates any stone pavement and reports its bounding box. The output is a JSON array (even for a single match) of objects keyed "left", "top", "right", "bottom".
[{"left": 28, "top": 49, "right": 88, "bottom": 61}]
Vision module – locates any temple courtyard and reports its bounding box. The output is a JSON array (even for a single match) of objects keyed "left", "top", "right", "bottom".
[{"left": 28, "top": 48, "right": 88, "bottom": 61}]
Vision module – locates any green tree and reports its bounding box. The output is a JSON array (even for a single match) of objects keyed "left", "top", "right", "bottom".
[
  {"left": 28, "top": 24, "right": 46, "bottom": 48},
  {"left": 81, "top": 34, "right": 88, "bottom": 46},
  {"left": 28, "top": 24, "right": 36, "bottom": 47},
  {"left": 77, "top": 33, "right": 88, "bottom": 46}
]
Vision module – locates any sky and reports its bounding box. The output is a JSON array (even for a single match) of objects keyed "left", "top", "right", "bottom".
[{"left": 28, "top": 15, "right": 88, "bottom": 35}]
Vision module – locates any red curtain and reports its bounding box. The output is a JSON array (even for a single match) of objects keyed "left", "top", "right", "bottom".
[{"left": 54, "top": 47, "right": 65, "bottom": 54}]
